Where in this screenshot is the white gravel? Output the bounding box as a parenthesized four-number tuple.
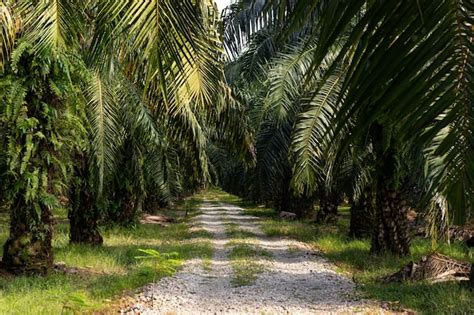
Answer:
(121, 202, 381, 314)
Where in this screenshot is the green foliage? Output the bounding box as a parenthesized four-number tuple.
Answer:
(135, 249, 180, 275)
(222, 0, 473, 234)
(0, 198, 212, 313)
(230, 193, 473, 314)
(0, 42, 87, 225)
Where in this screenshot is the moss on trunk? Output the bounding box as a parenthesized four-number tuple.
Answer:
(2, 200, 54, 275)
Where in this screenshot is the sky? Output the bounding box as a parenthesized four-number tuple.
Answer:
(215, 0, 232, 12)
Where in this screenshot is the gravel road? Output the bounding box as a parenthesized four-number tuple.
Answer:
(121, 201, 381, 314)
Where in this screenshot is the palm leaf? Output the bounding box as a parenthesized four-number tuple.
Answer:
(86, 72, 123, 196)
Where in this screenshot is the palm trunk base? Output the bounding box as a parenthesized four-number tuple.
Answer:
(349, 191, 374, 238)
(108, 193, 140, 227)
(69, 186, 103, 246)
(316, 191, 339, 223)
(371, 189, 410, 256)
(1, 204, 53, 275)
(69, 219, 103, 246)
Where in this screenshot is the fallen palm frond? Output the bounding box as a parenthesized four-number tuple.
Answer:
(380, 253, 471, 284)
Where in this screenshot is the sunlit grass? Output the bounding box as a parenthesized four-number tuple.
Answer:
(224, 222, 257, 240)
(0, 196, 213, 314)
(228, 243, 271, 287)
(209, 189, 474, 314)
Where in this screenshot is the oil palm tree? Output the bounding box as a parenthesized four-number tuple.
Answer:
(223, 0, 473, 255)
(0, 0, 252, 274)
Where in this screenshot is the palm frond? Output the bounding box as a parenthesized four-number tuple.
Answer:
(86, 72, 123, 196)
(291, 71, 343, 193)
(18, 0, 85, 54)
(0, 1, 17, 71)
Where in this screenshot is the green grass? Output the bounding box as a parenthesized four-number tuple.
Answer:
(224, 222, 257, 240)
(208, 189, 474, 314)
(228, 242, 271, 287)
(222, 218, 271, 287)
(0, 196, 212, 314)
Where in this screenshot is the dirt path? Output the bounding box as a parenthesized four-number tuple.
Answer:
(122, 202, 379, 314)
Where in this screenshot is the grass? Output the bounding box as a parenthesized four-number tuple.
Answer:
(224, 222, 257, 240)
(0, 196, 212, 314)
(228, 242, 271, 287)
(223, 218, 271, 287)
(209, 189, 474, 314)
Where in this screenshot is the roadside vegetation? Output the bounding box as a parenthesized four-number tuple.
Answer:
(208, 189, 473, 314)
(0, 0, 472, 314)
(0, 197, 212, 314)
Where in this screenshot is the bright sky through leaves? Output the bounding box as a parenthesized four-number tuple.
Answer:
(215, 0, 231, 12)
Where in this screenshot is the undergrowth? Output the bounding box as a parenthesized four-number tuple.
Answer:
(0, 196, 211, 314)
(209, 188, 474, 314)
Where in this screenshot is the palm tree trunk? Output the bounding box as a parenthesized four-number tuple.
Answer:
(349, 188, 374, 238)
(69, 186, 103, 246)
(119, 194, 138, 226)
(316, 189, 339, 223)
(2, 199, 54, 275)
(371, 187, 410, 255)
(108, 191, 139, 227)
(68, 157, 103, 245)
(370, 123, 410, 256)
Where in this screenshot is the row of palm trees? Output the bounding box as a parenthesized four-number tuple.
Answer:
(0, 0, 251, 275)
(219, 0, 473, 256)
(0, 0, 472, 276)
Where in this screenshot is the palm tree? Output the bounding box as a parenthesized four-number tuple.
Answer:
(0, 0, 252, 274)
(223, 0, 473, 255)
(0, 44, 87, 274)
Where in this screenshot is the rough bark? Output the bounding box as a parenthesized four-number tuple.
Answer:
(120, 193, 138, 226)
(1, 200, 54, 275)
(108, 192, 141, 227)
(371, 187, 410, 256)
(316, 189, 339, 223)
(370, 123, 410, 256)
(68, 157, 103, 246)
(349, 189, 375, 238)
(69, 187, 103, 246)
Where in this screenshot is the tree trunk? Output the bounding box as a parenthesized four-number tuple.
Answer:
(2, 200, 54, 275)
(277, 174, 292, 213)
(108, 192, 139, 227)
(349, 189, 375, 238)
(68, 156, 103, 246)
(316, 189, 339, 223)
(287, 194, 314, 218)
(370, 123, 410, 256)
(277, 174, 314, 218)
(371, 184, 410, 256)
(120, 194, 137, 226)
(69, 186, 103, 246)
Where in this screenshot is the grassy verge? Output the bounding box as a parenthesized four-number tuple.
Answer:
(0, 196, 212, 314)
(210, 188, 474, 314)
(223, 221, 270, 286)
(228, 242, 271, 287)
